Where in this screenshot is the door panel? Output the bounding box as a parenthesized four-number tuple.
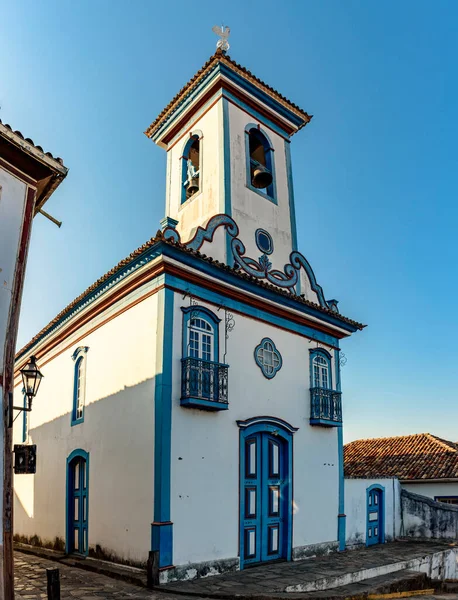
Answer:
(241, 432, 289, 566)
(367, 489, 381, 545)
(69, 457, 88, 555)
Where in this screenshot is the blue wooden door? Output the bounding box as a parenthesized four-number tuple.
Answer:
(68, 456, 88, 555)
(367, 488, 381, 545)
(241, 433, 288, 566)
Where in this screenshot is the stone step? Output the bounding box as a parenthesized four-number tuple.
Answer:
(298, 569, 432, 599)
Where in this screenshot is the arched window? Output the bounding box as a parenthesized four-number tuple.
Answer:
(71, 347, 89, 426)
(310, 349, 332, 389)
(181, 306, 220, 363)
(245, 125, 276, 202)
(181, 134, 201, 203)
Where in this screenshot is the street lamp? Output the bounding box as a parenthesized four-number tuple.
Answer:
(20, 355, 43, 410)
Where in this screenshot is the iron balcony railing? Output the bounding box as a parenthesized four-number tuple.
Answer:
(181, 357, 229, 405)
(310, 387, 342, 424)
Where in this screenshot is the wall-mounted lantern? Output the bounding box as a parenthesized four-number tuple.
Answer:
(7, 356, 43, 428)
(20, 355, 43, 410)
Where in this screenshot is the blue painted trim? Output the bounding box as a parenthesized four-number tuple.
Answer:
(366, 484, 385, 546)
(238, 417, 296, 569)
(152, 287, 174, 568)
(255, 229, 274, 255)
(160, 216, 179, 231)
(151, 62, 305, 143)
(17, 238, 359, 363)
(309, 348, 333, 389)
(71, 349, 88, 427)
(181, 305, 220, 362)
(254, 338, 282, 379)
(222, 98, 233, 266)
(245, 124, 277, 204)
(167, 272, 340, 347)
(285, 140, 298, 256)
(66, 449, 89, 556)
(237, 416, 299, 434)
(180, 397, 229, 411)
(334, 348, 346, 551)
(310, 418, 342, 428)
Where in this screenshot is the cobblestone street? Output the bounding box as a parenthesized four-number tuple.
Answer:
(14, 552, 180, 600)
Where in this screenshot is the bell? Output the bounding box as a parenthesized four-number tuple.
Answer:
(252, 164, 273, 190)
(187, 178, 199, 196)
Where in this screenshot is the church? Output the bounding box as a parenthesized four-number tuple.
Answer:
(13, 42, 364, 581)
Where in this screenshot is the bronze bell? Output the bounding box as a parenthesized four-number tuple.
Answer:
(187, 178, 199, 196)
(252, 164, 273, 190)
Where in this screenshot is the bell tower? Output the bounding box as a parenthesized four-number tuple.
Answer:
(145, 42, 311, 270)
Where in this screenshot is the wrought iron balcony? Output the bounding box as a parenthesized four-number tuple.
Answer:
(310, 387, 342, 427)
(181, 357, 229, 411)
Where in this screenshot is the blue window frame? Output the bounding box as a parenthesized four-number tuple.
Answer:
(180, 306, 228, 410)
(310, 348, 332, 389)
(181, 132, 202, 204)
(71, 347, 89, 426)
(245, 124, 277, 203)
(181, 306, 220, 362)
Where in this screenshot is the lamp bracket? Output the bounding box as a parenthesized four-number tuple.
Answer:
(6, 393, 31, 429)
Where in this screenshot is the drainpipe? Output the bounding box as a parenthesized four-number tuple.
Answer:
(335, 348, 346, 551)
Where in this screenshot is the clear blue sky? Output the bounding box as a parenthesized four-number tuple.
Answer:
(3, 1, 458, 443)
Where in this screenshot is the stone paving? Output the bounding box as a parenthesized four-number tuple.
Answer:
(162, 541, 453, 597)
(14, 552, 187, 600)
(14, 541, 458, 600)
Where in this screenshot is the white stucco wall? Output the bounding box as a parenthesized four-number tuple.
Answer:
(171, 293, 339, 566)
(166, 99, 224, 254)
(13, 285, 159, 564)
(0, 168, 28, 373)
(345, 477, 402, 548)
(402, 482, 458, 502)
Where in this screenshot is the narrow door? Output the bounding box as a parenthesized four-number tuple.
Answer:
(241, 432, 289, 566)
(367, 488, 381, 545)
(68, 456, 88, 555)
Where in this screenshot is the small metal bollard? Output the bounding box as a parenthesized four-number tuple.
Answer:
(147, 550, 159, 588)
(46, 568, 60, 600)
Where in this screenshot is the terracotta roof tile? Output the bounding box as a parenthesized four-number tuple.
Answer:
(16, 233, 364, 361)
(145, 50, 312, 139)
(0, 119, 65, 165)
(344, 433, 458, 480)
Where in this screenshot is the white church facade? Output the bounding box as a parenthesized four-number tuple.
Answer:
(13, 49, 364, 580)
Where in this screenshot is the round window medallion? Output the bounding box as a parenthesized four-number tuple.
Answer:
(255, 229, 274, 255)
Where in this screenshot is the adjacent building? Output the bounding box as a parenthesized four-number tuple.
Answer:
(13, 49, 364, 581)
(0, 120, 67, 597)
(345, 433, 458, 505)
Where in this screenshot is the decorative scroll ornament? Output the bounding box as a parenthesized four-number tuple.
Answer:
(212, 25, 230, 52)
(161, 213, 335, 311)
(339, 352, 347, 368)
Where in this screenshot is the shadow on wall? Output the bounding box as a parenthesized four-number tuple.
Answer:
(13, 377, 155, 567)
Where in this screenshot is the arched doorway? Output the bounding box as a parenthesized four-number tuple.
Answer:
(366, 484, 384, 546)
(66, 449, 89, 555)
(237, 417, 298, 568)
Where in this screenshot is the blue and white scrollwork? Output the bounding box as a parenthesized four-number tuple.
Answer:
(160, 213, 334, 311)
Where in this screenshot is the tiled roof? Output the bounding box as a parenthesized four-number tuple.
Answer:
(145, 50, 312, 139)
(344, 433, 458, 481)
(15, 232, 364, 361)
(0, 119, 65, 165)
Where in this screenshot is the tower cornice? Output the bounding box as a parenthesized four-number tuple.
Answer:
(145, 50, 312, 146)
